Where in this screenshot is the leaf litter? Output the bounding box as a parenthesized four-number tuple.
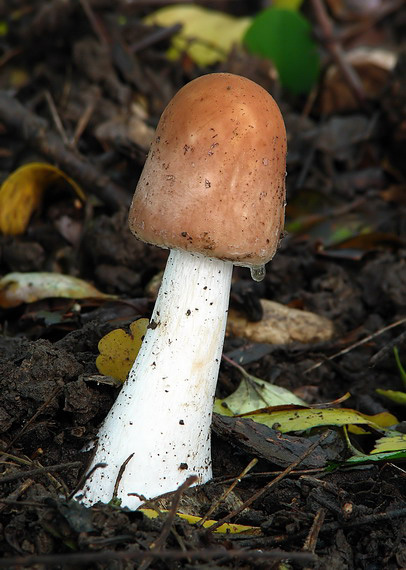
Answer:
(0, 0, 405, 568)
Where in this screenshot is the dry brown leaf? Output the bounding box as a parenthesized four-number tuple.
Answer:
(320, 47, 397, 114)
(227, 299, 334, 344)
(325, 0, 387, 21)
(95, 102, 154, 153)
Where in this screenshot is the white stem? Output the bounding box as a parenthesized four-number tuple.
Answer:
(77, 249, 233, 509)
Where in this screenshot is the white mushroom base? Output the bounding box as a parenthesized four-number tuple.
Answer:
(77, 249, 233, 509)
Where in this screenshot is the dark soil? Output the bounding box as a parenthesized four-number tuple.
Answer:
(0, 1, 405, 568)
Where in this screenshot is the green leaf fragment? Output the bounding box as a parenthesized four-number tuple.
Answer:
(372, 433, 406, 454)
(239, 407, 395, 434)
(243, 8, 320, 94)
(376, 389, 406, 406)
(337, 431, 406, 466)
(394, 347, 406, 388)
(214, 369, 306, 416)
(344, 450, 406, 465)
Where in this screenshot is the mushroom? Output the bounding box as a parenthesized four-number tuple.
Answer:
(77, 73, 287, 509)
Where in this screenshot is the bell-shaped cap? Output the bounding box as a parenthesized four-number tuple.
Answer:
(129, 73, 287, 267)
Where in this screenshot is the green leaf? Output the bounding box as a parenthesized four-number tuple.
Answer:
(239, 407, 396, 433)
(342, 430, 406, 466)
(343, 449, 406, 465)
(214, 370, 306, 416)
(243, 8, 320, 94)
(376, 388, 406, 406)
(372, 433, 406, 454)
(394, 347, 406, 389)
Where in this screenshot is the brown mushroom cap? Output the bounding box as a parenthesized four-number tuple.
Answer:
(129, 73, 287, 267)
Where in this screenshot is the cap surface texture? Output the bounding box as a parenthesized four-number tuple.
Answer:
(129, 73, 287, 267)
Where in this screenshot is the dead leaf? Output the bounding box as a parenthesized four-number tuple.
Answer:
(372, 433, 406, 454)
(214, 370, 306, 416)
(95, 102, 155, 153)
(326, 0, 388, 21)
(0, 272, 113, 308)
(227, 299, 334, 344)
(0, 162, 85, 235)
(380, 185, 406, 205)
(96, 319, 149, 382)
(213, 415, 343, 468)
(140, 508, 261, 535)
(314, 116, 373, 160)
(321, 47, 397, 114)
(144, 5, 251, 66)
(239, 406, 397, 433)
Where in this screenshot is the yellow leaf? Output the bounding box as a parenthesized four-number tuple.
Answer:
(273, 0, 304, 9)
(349, 411, 398, 434)
(96, 319, 149, 382)
(239, 406, 398, 433)
(144, 5, 251, 66)
(372, 433, 406, 454)
(140, 508, 261, 535)
(0, 162, 85, 235)
(0, 272, 113, 308)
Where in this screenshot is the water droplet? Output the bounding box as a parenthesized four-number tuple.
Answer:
(250, 265, 266, 282)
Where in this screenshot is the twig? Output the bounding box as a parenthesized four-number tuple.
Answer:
(222, 353, 247, 376)
(0, 92, 130, 210)
(0, 451, 37, 468)
(207, 431, 330, 533)
(322, 507, 406, 532)
(71, 95, 98, 147)
(70, 461, 107, 501)
(215, 466, 326, 483)
(0, 48, 23, 69)
(0, 478, 34, 513)
(139, 476, 199, 570)
(79, 0, 109, 46)
(304, 317, 406, 374)
(113, 453, 134, 500)
(338, 0, 404, 45)
(131, 23, 183, 53)
(6, 386, 63, 451)
(44, 90, 69, 146)
(149, 476, 198, 549)
(310, 0, 366, 107)
(198, 458, 258, 527)
(369, 329, 406, 366)
(0, 547, 316, 567)
(0, 461, 82, 484)
(302, 508, 326, 555)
